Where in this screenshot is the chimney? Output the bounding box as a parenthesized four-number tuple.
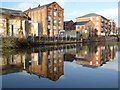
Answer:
(38, 4, 40, 7)
(29, 7, 31, 10)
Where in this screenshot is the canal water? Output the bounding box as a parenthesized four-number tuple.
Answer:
(0, 42, 119, 88)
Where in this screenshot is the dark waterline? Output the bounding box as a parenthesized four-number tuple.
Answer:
(0, 42, 119, 88)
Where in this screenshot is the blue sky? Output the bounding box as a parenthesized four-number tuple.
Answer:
(0, 0, 119, 26)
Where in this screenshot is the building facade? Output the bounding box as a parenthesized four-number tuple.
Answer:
(24, 2, 64, 37)
(0, 8, 28, 38)
(109, 19, 116, 35)
(76, 13, 114, 36)
(75, 20, 95, 39)
(64, 20, 75, 30)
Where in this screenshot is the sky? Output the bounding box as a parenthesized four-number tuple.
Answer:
(0, 0, 119, 27)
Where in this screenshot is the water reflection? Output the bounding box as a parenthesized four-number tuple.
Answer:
(75, 43, 116, 68)
(0, 43, 117, 81)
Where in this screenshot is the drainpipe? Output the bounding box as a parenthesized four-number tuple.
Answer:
(19, 15, 23, 38)
(6, 18, 9, 36)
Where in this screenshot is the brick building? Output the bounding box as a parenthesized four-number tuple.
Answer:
(109, 19, 116, 35)
(76, 13, 113, 36)
(64, 20, 75, 30)
(75, 20, 95, 39)
(24, 2, 64, 37)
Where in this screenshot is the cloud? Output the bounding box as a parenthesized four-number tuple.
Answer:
(96, 8, 118, 26)
(101, 61, 118, 72)
(14, 2, 38, 11)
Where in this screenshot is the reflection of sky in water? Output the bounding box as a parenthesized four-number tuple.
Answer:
(2, 60, 118, 88)
(101, 51, 119, 72)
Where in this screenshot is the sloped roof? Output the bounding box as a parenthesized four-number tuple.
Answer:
(78, 13, 100, 18)
(24, 2, 63, 12)
(75, 21, 89, 25)
(64, 20, 73, 25)
(0, 8, 26, 17)
(77, 13, 109, 21)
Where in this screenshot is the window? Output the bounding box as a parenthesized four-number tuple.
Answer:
(54, 7, 57, 12)
(48, 16, 51, 20)
(59, 20, 61, 23)
(90, 17, 93, 20)
(54, 12, 56, 16)
(96, 17, 99, 20)
(97, 32, 100, 35)
(96, 51, 99, 55)
(81, 26, 84, 29)
(96, 22, 99, 26)
(48, 21, 50, 25)
(96, 57, 98, 60)
(54, 20, 56, 23)
(97, 27, 99, 30)
(48, 10, 50, 16)
(96, 61, 98, 65)
(59, 26, 61, 29)
(90, 61, 92, 65)
(48, 25, 50, 29)
(53, 26, 56, 29)
(85, 30, 87, 33)
(77, 26, 80, 29)
(58, 12, 61, 17)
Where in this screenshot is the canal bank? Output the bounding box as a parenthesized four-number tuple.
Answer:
(0, 37, 82, 48)
(0, 36, 118, 48)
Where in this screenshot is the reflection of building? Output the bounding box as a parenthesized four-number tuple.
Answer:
(25, 50, 64, 81)
(1, 54, 25, 75)
(1, 48, 64, 81)
(0, 8, 28, 37)
(75, 44, 116, 68)
(25, 2, 64, 37)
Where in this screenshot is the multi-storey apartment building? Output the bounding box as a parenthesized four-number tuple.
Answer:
(24, 2, 64, 37)
(76, 13, 112, 36)
(109, 19, 116, 35)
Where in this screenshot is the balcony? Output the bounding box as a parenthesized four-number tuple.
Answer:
(101, 20, 105, 23)
(101, 25, 105, 28)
